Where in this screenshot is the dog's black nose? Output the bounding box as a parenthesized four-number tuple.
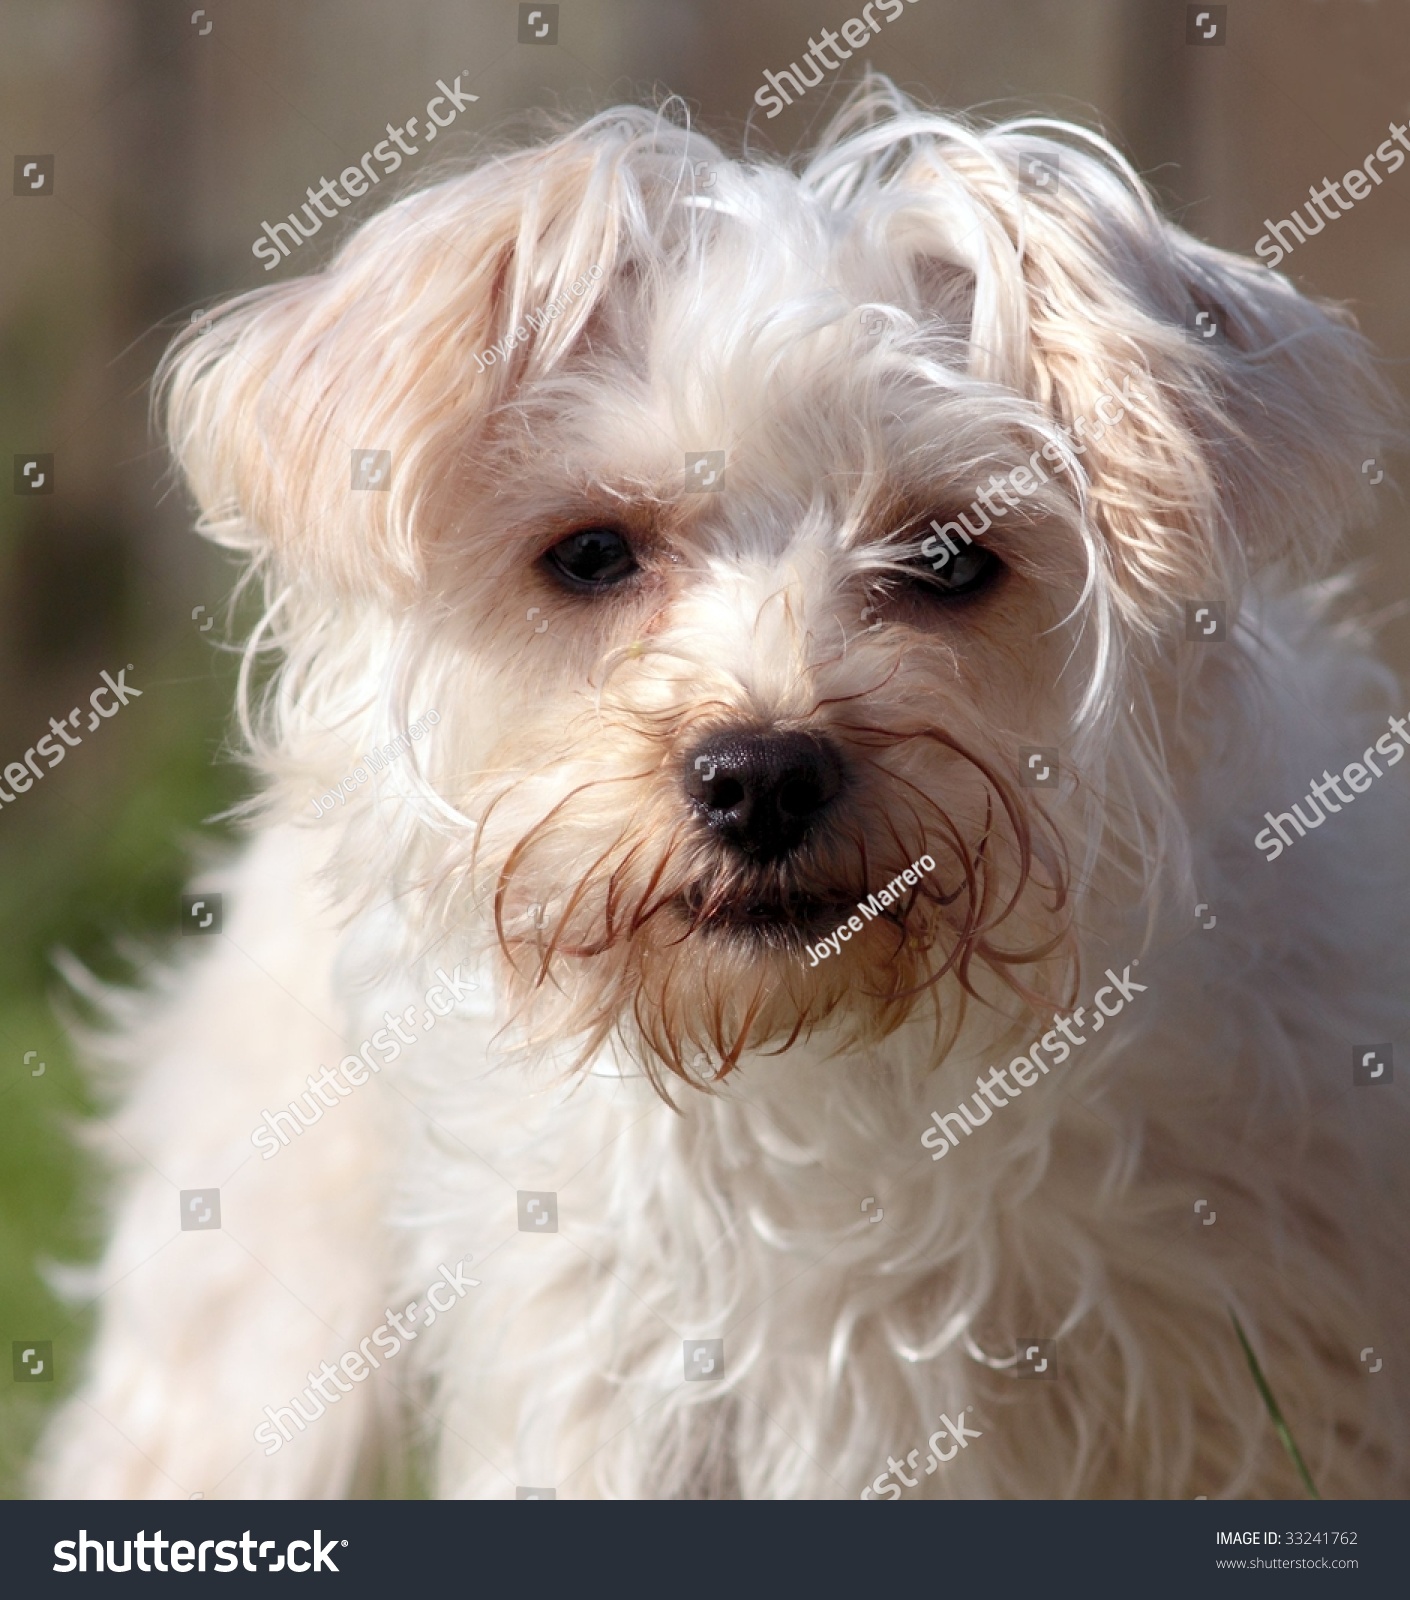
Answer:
(685, 730, 844, 861)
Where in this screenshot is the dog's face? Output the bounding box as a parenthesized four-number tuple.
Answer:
(443, 315, 1079, 1079)
(166, 87, 1388, 1085)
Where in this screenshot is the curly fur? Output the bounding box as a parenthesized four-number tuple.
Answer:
(36, 79, 1409, 1499)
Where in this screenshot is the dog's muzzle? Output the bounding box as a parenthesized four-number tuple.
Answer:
(684, 729, 844, 863)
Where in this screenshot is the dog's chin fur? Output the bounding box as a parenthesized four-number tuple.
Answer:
(36, 80, 1410, 1499)
(477, 704, 1073, 1088)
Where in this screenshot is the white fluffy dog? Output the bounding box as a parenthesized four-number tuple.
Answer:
(39, 81, 1410, 1499)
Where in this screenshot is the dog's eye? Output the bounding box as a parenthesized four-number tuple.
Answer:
(908, 539, 1002, 599)
(543, 527, 639, 590)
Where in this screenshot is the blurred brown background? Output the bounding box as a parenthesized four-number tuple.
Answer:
(0, 0, 1407, 1493)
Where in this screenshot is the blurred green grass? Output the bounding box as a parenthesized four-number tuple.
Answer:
(0, 639, 246, 1498)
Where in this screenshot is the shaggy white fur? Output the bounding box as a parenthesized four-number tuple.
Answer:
(37, 80, 1410, 1499)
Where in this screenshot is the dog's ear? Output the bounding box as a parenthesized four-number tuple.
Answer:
(160, 120, 644, 597)
(884, 122, 1398, 633)
(1001, 131, 1399, 627)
